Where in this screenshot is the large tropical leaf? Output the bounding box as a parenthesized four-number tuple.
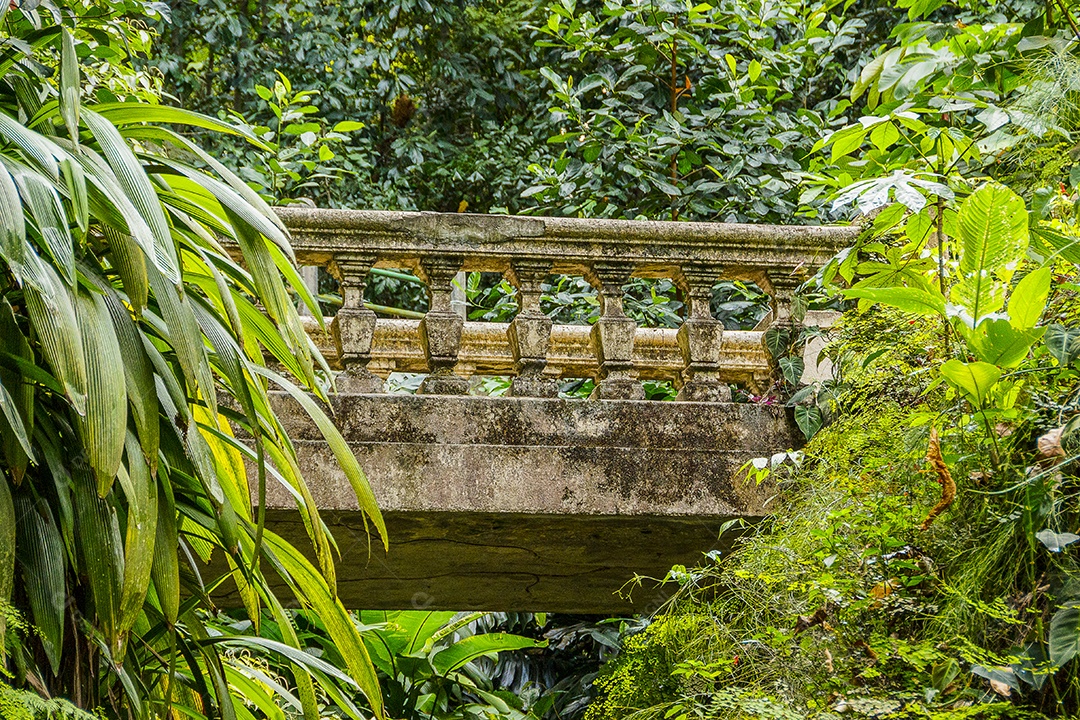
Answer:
(955, 182, 1028, 323)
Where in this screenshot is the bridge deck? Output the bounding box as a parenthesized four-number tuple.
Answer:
(260, 394, 795, 613)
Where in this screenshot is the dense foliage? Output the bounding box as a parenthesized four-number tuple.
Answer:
(8, 0, 1080, 718)
(0, 2, 392, 718)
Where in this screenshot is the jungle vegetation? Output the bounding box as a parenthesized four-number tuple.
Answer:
(3, 0, 1080, 719)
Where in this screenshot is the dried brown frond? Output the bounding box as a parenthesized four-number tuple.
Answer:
(921, 427, 956, 531)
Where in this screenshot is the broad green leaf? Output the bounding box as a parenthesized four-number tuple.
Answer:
(844, 286, 945, 316)
(829, 124, 867, 161)
(966, 319, 1044, 368)
(958, 182, 1028, 281)
(75, 288, 127, 494)
(748, 59, 762, 82)
(14, 494, 65, 673)
(870, 121, 899, 151)
(430, 633, 547, 675)
(1046, 324, 1080, 366)
(779, 356, 804, 385)
(763, 326, 790, 358)
(952, 183, 1028, 324)
(794, 404, 823, 440)
(1050, 602, 1080, 667)
(950, 274, 1006, 327)
(1008, 266, 1051, 330)
(939, 359, 1001, 407)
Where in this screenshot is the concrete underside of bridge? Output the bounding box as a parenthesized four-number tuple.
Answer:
(238, 394, 798, 613)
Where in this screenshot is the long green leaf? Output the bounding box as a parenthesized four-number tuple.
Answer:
(72, 465, 124, 657)
(431, 632, 547, 675)
(117, 432, 157, 657)
(23, 257, 86, 413)
(0, 160, 27, 278)
(102, 292, 158, 467)
(59, 28, 79, 145)
(151, 471, 180, 625)
(60, 155, 88, 235)
(104, 227, 149, 315)
(0, 111, 62, 182)
(7, 158, 75, 284)
(83, 109, 180, 284)
(14, 493, 66, 673)
(252, 366, 386, 548)
(95, 103, 271, 151)
(0, 299, 34, 478)
(146, 262, 218, 417)
(75, 287, 127, 494)
(262, 530, 384, 718)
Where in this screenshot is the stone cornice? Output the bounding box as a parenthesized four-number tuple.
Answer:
(275, 207, 857, 282)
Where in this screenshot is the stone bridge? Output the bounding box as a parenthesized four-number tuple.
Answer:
(258, 210, 855, 613)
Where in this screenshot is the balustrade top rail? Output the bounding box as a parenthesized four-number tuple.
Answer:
(271, 208, 856, 401)
(276, 208, 856, 278)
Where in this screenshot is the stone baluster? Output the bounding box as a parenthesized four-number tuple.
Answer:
(417, 255, 470, 395)
(329, 253, 383, 393)
(763, 267, 805, 386)
(507, 259, 556, 398)
(676, 265, 730, 402)
(766, 267, 804, 331)
(586, 262, 644, 400)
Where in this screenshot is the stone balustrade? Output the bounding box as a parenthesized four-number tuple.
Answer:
(276, 208, 857, 399)
(235, 208, 857, 612)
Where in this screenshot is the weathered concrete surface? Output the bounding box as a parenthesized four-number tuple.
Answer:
(275, 208, 856, 292)
(241, 394, 797, 612)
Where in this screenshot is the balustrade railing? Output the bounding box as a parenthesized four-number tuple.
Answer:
(274, 208, 857, 400)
